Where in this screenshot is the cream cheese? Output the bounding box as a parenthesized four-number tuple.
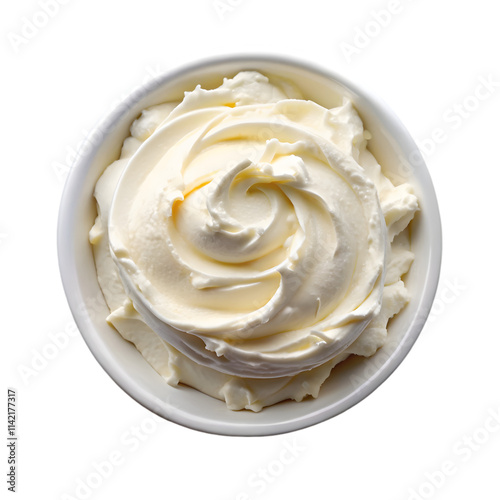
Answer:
(90, 71, 418, 411)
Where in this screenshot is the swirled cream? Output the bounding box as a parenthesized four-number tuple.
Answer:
(90, 71, 418, 411)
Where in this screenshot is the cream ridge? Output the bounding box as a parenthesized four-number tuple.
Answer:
(89, 71, 418, 411)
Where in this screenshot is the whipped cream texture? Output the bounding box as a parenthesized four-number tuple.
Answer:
(90, 71, 418, 411)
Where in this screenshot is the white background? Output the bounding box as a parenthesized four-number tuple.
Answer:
(2, 0, 500, 499)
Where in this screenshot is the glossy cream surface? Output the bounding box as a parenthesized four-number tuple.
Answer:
(90, 71, 418, 411)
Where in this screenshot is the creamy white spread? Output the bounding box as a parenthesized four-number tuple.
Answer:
(90, 71, 418, 411)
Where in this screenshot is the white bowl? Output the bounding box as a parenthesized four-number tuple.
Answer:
(58, 55, 442, 436)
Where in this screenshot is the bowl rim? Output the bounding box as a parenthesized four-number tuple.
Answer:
(57, 53, 442, 436)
